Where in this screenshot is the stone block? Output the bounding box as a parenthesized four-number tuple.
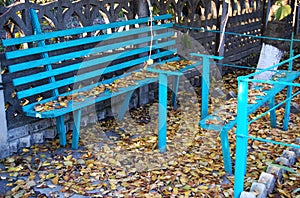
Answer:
(9, 139, 19, 153)
(194, 76, 200, 86)
(80, 116, 89, 127)
(105, 108, 114, 118)
(281, 150, 296, 165)
(189, 77, 195, 86)
(266, 165, 283, 181)
(28, 119, 53, 133)
(66, 121, 73, 132)
(250, 182, 267, 198)
(139, 86, 149, 106)
(8, 125, 28, 141)
(212, 87, 226, 98)
(97, 110, 106, 121)
(19, 135, 31, 148)
(290, 102, 300, 114)
(239, 191, 257, 198)
(88, 114, 98, 124)
(275, 157, 290, 166)
(0, 145, 10, 159)
(258, 172, 276, 194)
(32, 132, 44, 144)
(130, 91, 139, 109)
(44, 128, 58, 139)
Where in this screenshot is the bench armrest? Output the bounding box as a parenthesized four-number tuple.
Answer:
(146, 68, 183, 76)
(190, 53, 224, 60)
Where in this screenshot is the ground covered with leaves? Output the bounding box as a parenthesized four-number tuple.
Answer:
(0, 69, 299, 198)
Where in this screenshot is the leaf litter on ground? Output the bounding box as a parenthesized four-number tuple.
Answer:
(0, 65, 299, 197)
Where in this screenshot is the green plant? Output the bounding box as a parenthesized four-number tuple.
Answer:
(0, 0, 14, 6)
(274, 0, 292, 20)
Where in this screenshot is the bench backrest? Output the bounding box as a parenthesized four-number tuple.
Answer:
(2, 10, 177, 110)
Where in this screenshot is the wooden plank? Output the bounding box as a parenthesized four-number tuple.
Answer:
(17, 49, 176, 99)
(6, 23, 173, 59)
(2, 14, 172, 47)
(13, 39, 176, 86)
(9, 30, 174, 73)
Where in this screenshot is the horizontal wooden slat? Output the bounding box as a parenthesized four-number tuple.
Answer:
(6, 23, 173, 59)
(2, 14, 172, 47)
(9, 30, 174, 73)
(13, 39, 176, 86)
(17, 49, 176, 99)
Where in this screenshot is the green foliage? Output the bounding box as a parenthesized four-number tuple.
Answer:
(152, 4, 160, 15)
(274, 0, 292, 20)
(181, 34, 192, 49)
(0, 0, 14, 6)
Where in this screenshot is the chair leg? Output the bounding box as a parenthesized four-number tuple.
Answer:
(171, 75, 180, 107)
(158, 73, 168, 153)
(56, 116, 66, 146)
(269, 97, 277, 128)
(220, 128, 233, 174)
(283, 86, 292, 131)
(117, 90, 135, 121)
(72, 109, 82, 149)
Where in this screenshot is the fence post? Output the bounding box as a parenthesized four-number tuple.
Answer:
(0, 62, 9, 158)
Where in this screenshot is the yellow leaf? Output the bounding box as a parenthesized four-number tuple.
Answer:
(51, 176, 59, 185)
(184, 190, 191, 197)
(64, 161, 73, 166)
(7, 166, 23, 172)
(173, 187, 178, 195)
(180, 175, 188, 184)
(14, 180, 26, 185)
(110, 182, 117, 190)
(46, 173, 55, 179)
(198, 185, 208, 190)
(42, 162, 51, 167)
(11, 185, 20, 193)
(63, 155, 73, 161)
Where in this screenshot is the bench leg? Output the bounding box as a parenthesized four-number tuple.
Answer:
(158, 73, 168, 153)
(220, 128, 232, 174)
(117, 90, 135, 121)
(56, 116, 67, 146)
(283, 86, 292, 131)
(269, 97, 277, 128)
(234, 80, 249, 198)
(171, 75, 180, 107)
(72, 109, 82, 149)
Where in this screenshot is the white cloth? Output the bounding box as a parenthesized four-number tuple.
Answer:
(253, 43, 284, 81)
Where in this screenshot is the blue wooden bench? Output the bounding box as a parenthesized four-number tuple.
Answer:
(199, 55, 300, 174)
(233, 54, 300, 197)
(2, 9, 203, 150)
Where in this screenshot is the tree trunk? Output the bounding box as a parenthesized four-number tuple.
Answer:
(253, 43, 283, 85)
